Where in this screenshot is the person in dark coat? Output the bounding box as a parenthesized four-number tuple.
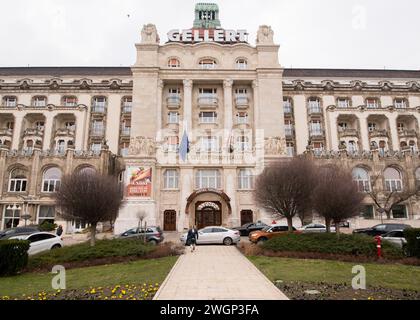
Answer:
(56, 225, 63, 236)
(186, 225, 199, 252)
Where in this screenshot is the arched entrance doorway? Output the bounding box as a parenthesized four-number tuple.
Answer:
(195, 202, 222, 229)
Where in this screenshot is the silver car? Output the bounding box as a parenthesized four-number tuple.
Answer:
(381, 230, 407, 248)
(180, 226, 241, 246)
(299, 223, 336, 233)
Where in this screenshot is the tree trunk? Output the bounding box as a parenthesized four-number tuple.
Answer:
(286, 217, 294, 232)
(386, 210, 392, 220)
(335, 222, 341, 237)
(325, 218, 332, 233)
(90, 223, 97, 247)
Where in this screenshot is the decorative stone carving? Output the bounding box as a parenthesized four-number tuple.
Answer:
(128, 137, 156, 156)
(264, 137, 286, 155)
(256, 25, 274, 44)
(141, 24, 160, 44)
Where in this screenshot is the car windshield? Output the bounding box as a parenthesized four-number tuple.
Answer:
(262, 226, 271, 232)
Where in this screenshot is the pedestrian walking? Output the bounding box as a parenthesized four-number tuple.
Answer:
(186, 225, 199, 252)
(56, 225, 63, 236)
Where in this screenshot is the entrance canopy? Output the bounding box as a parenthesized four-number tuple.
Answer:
(185, 188, 232, 215)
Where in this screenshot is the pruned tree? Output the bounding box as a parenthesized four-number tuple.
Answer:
(367, 174, 419, 221)
(254, 158, 318, 231)
(312, 165, 364, 234)
(54, 172, 122, 246)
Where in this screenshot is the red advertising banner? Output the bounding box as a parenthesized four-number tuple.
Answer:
(127, 166, 152, 197)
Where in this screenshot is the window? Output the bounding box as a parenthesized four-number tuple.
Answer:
(199, 112, 217, 124)
(168, 112, 180, 124)
(308, 98, 321, 113)
(79, 166, 96, 175)
(286, 142, 295, 157)
(56, 140, 66, 153)
(38, 206, 55, 225)
(236, 112, 248, 124)
(397, 122, 405, 132)
(352, 167, 371, 192)
(368, 122, 377, 132)
(199, 136, 219, 152)
(392, 205, 407, 219)
(8, 168, 28, 192)
(310, 121, 323, 136)
(164, 169, 179, 189)
(166, 136, 179, 152)
(4, 205, 21, 229)
(236, 58, 248, 69)
(384, 167, 403, 192)
(198, 88, 218, 105)
(366, 98, 379, 109)
(92, 120, 104, 136)
(92, 97, 106, 112)
(42, 167, 62, 193)
(120, 142, 130, 156)
(121, 120, 131, 136)
(347, 141, 358, 153)
(283, 98, 293, 113)
(91, 143, 102, 153)
(199, 58, 217, 69)
(361, 205, 374, 219)
(338, 122, 348, 132)
(285, 120, 294, 136)
(63, 96, 77, 107)
(168, 58, 180, 68)
(33, 96, 47, 107)
(3, 96, 17, 107)
(394, 98, 407, 109)
(313, 142, 324, 154)
(238, 169, 254, 189)
(122, 97, 132, 113)
(337, 98, 350, 108)
(236, 136, 250, 152)
(195, 170, 221, 189)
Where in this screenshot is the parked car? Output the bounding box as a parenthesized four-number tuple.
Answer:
(0, 226, 40, 240)
(249, 225, 301, 244)
(353, 223, 411, 237)
(180, 226, 240, 246)
(299, 223, 336, 233)
(380, 230, 407, 248)
(118, 226, 164, 245)
(9, 232, 63, 255)
(232, 221, 269, 236)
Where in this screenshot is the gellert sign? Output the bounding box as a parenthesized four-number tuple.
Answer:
(168, 29, 248, 43)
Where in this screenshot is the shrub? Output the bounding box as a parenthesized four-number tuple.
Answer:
(28, 238, 155, 270)
(38, 221, 57, 232)
(404, 228, 420, 258)
(261, 233, 403, 259)
(0, 240, 30, 276)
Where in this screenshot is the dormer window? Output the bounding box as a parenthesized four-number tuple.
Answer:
(199, 58, 217, 69)
(168, 58, 180, 68)
(236, 58, 248, 70)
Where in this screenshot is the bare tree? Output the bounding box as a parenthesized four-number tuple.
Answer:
(55, 172, 122, 246)
(367, 175, 418, 221)
(312, 165, 364, 234)
(254, 158, 317, 231)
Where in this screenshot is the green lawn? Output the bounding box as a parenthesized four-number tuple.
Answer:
(249, 256, 420, 291)
(0, 256, 178, 297)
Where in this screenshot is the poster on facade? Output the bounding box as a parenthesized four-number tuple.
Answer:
(126, 166, 152, 197)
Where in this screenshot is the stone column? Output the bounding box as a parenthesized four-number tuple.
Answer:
(156, 80, 164, 142)
(223, 79, 234, 151)
(74, 109, 87, 150)
(358, 115, 370, 151)
(29, 148, 41, 196)
(387, 114, 400, 151)
(327, 112, 339, 151)
(252, 80, 259, 131)
(179, 168, 193, 231)
(12, 113, 24, 150)
(183, 80, 193, 138)
(42, 113, 55, 150)
(0, 148, 8, 195)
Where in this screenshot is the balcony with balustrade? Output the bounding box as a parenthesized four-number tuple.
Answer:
(338, 128, 359, 138)
(167, 96, 182, 110)
(198, 95, 218, 109)
(235, 96, 249, 109)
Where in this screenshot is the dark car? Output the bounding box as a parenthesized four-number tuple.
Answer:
(233, 221, 269, 236)
(353, 223, 411, 237)
(118, 226, 164, 245)
(0, 226, 40, 240)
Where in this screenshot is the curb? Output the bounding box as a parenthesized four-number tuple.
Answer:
(153, 251, 185, 300)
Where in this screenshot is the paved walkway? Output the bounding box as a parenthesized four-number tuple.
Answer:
(154, 246, 288, 300)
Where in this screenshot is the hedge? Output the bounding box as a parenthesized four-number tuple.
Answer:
(0, 240, 30, 276)
(261, 233, 403, 259)
(28, 238, 155, 269)
(404, 228, 420, 258)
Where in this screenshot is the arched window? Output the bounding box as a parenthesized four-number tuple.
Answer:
(8, 168, 28, 192)
(42, 167, 62, 193)
(168, 58, 180, 68)
(78, 166, 96, 176)
(352, 167, 371, 192)
(384, 167, 403, 192)
(164, 169, 179, 189)
(236, 58, 248, 70)
(199, 58, 217, 69)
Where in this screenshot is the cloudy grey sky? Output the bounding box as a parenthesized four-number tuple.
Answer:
(0, 0, 419, 70)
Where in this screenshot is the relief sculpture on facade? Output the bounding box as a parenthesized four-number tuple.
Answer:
(128, 137, 156, 156)
(264, 137, 287, 155)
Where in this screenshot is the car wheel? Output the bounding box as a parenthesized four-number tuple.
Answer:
(148, 239, 158, 246)
(51, 244, 61, 250)
(223, 237, 233, 246)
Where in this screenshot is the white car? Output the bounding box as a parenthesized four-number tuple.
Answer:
(10, 232, 63, 255)
(381, 230, 407, 248)
(299, 223, 336, 233)
(180, 226, 241, 246)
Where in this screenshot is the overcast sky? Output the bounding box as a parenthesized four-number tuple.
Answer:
(0, 0, 419, 70)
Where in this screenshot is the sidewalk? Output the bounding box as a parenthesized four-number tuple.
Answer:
(154, 246, 288, 300)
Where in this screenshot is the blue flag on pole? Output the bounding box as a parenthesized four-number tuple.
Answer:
(179, 129, 189, 161)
